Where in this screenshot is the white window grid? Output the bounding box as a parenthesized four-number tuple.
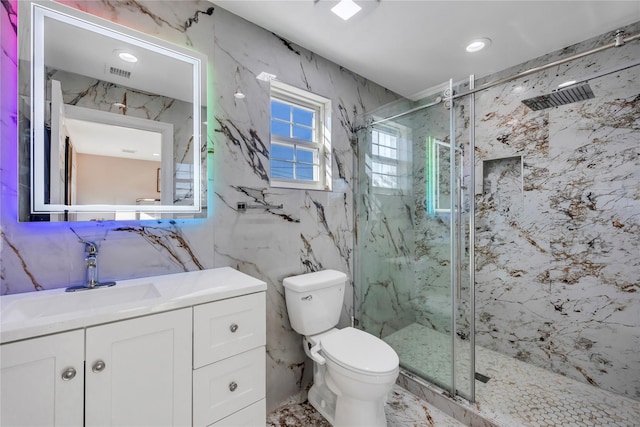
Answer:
(371, 127, 400, 189)
(269, 81, 331, 191)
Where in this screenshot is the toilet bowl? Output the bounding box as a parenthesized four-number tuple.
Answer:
(283, 270, 400, 427)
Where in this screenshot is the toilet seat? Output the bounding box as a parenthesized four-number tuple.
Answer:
(320, 327, 399, 375)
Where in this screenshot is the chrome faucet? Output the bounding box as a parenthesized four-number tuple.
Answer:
(85, 241, 100, 288)
(66, 240, 116, 292)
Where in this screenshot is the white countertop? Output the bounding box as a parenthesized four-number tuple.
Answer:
(0, 267, 266, 344)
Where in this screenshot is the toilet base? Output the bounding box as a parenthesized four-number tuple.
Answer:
(308, 383, 337, 425)
(308, 382, 388, 427)
(307, 364, 388, 427)
(334, 395, 387, 427)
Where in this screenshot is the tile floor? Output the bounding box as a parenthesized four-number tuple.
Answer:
(266, 384, 465, 427)
(385, 323, 640, 427)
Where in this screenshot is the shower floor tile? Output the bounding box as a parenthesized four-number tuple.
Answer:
(266, 384, 465, 427)
(385, 323, 640, 427)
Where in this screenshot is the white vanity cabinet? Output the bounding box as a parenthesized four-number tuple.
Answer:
(85, 308, 192, 426)
(193, 292, 266, 426)
(0, 309, 192, 427)
(0, 330, 85, 427)
(0, 268, 268, 427)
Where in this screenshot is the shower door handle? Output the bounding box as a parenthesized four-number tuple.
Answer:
(456, 176, 463, 300)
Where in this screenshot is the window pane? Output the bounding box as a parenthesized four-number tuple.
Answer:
(293, 125, 313, 142)
(296, 147, 316, 164)
(271, 100, 290, 121)
(271, 121, 290, 138)
(293, 108, 314, 127)
(380, 146, 391, 158)
(271, 160, 294, 179)
(296, 164, 314, 181)
(272, 143, 294, 161)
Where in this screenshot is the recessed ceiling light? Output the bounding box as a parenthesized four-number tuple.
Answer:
(558, 80, 577, 88)
(331, 0, 361, 21)
(466, 38, 491, 53)
(234, 90, 246, 99)
(152, 153, 160, 157)
(118, 51, 138, 63)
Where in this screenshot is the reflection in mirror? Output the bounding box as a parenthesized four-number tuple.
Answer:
(18, 1, 207, 221)
(426, 137, 452, 214)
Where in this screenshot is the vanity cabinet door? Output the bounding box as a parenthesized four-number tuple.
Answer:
(85, 308, 192, 427)
(0, 330, 84, 427)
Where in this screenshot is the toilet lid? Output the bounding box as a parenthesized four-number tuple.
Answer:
(321, 327, 399, 374)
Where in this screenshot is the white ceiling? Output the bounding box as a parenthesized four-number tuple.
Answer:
(210, 0, 640, 99)
(65, 118, 162, 162)
(44, 16, 193, 103)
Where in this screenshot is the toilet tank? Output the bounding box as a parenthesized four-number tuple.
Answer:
(282, 270, 347, 336)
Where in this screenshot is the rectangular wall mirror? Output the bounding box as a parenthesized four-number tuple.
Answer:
(18, 1, 207, 221)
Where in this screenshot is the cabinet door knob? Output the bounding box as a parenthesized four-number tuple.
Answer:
(92, 360, 106, 373)
(61, 367, 76, 381)
(229, 323, 239, 333)
(228, 381, 238, 392)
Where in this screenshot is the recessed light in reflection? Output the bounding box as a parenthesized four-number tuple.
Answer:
(118, 52, 138, 63)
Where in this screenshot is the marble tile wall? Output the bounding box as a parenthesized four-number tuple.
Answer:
(0, 0, 399, 412)
(473, 22, 640, 399)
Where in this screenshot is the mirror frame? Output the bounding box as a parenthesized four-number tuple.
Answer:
(26, 1, 205, 217)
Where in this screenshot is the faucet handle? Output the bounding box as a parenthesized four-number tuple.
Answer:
(83, 240, 99, 255)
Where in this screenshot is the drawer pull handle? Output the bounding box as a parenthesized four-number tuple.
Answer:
(229, 323, 239, 333)
(61, 367, 76, 381)
(229, 381, 238, 392)
(92, 360, 106, 373)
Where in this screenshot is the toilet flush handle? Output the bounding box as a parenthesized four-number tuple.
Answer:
(307, 342, 326, 365)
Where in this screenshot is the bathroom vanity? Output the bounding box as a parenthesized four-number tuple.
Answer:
(0, 267, 267, 427)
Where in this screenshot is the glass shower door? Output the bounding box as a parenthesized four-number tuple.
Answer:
(356, 78, 475, 402)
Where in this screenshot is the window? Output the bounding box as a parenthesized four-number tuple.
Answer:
(270, 81, 331, 190)
(368, 124, 410, 193)
(371, 127, 399, 189)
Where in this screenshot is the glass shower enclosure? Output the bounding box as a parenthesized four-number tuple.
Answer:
(355, 80, 475, 401)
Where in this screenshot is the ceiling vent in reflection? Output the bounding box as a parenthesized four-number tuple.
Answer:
(109, 66, 132, 79)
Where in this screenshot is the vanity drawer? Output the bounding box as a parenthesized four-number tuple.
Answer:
(193, 292, 265, 368)
(193, 347, 265, 426)
(209, 398, 265, 427)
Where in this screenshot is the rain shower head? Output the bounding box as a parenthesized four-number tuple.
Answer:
(521, 83, 595, 111)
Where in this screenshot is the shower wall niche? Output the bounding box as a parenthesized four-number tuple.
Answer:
(481, 156, 523, 216)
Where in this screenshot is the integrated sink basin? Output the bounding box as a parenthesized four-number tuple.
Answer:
(0, 267, 268, 344)
(1, 282, 161, 324)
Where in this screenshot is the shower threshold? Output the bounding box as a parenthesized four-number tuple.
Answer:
(385, 323, 640, 427)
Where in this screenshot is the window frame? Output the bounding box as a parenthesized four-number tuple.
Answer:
(269, 81, 332, 191)
(368, 123, 411, 194)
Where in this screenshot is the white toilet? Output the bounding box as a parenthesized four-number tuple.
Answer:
(283, 270, 399, 427)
